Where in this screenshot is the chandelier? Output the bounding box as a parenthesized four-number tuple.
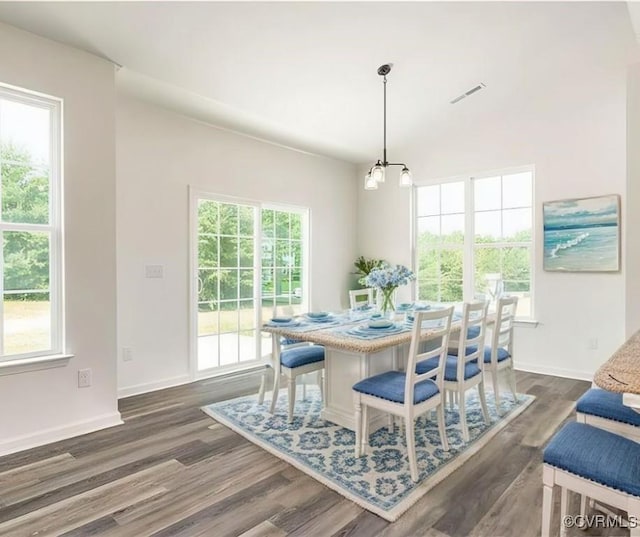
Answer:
(364, 64, 412, 190)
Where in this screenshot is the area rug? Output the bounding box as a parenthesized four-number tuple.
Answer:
(202, 388, 534, 521)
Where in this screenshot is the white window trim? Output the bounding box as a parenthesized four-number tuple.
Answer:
(188, 187, 310, 380)
(0, 83, 65, 364)
(413, 165, 536, 320)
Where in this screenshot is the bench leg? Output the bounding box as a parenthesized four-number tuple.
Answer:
(559, 487, 568, 537)
(542, 466, 557, 537)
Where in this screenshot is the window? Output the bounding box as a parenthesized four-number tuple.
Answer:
(415, 168, 534, 318)
(0, 85, 62, 360)
(193, 193, 308, 372)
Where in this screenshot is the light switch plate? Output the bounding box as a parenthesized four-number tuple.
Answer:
(145, 265, 164, 279)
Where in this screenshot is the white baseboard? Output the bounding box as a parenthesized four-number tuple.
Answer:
(515, 361, 594, 382)
(0, 411, 123, 457)
(118, 374, 191, 399)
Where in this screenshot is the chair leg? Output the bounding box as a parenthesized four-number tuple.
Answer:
(478, 380, 490, 425)
(388, 413, 394, 433)
(361, 404, 369, 455)
(459, 388, 469, 442)
(559, 487, 568, 537)
(491, 368, 500, 412)
(448, 390, 454, 409)
(317, 370, 324, 402)
(269, 367, 281, 414)
(258, 368, 267, 405)
(437, 402, 449, 451)
(405, 417, 418, 482)
(302, 380, 307, 401)
(507, 364, 518, 402)
(287, 375, 296, 423)
(354, 398, 362, 457)
(541, 483, 556, 537)
(579, 494, 588, 517)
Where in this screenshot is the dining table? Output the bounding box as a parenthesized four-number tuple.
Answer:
(262, 306, 471, 432)
(593, 329, 640, 411)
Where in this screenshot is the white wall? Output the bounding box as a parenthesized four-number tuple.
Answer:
(116, 95, 357, 396)
(358, 53, 628, 380)
(627, 62, 640, 338)
(0, 23, 119, 455)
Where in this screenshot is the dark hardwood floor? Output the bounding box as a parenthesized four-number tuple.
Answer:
(0, 371, 626, 537)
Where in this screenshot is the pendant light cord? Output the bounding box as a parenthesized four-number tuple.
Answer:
(383, 75, 387, 166)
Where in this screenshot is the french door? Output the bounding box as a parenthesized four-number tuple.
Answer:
(190, 189, 308, 375)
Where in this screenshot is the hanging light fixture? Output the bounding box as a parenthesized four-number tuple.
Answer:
(364, 63, 413, 190)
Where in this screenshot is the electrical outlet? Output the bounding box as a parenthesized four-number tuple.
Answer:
(78, 368, 92, 388)
(122, 347, 133, 362)
(145, 264, 164, 279)
(588, 338, 599, 350)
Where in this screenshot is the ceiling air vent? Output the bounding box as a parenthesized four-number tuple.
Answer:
(450, 83, 486, 104)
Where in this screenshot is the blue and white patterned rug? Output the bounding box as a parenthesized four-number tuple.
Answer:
(202, 388, 534, 521)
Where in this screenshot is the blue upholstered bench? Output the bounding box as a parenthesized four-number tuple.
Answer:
(542, 422, 640, 537)
(576, 388, 640, 442)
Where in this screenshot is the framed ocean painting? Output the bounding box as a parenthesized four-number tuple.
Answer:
(543, 194, 620, 272)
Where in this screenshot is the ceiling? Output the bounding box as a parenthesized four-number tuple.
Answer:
(0, 2, 636, 164)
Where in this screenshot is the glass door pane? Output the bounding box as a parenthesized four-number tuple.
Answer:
(196, 198, 258, 371)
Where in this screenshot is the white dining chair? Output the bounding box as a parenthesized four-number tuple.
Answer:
(257, 307, 325, 423)
(352, 306, 454, 482)
(418, 301, 490, 442)
(483, 296, 518, 413)
(349, 288, 375, 310)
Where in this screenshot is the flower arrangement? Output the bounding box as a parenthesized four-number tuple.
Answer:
(353, 255, 387, 286)
(363, 264, 415, 315)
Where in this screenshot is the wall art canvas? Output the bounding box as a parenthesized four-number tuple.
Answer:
(543, 194, 620, 272)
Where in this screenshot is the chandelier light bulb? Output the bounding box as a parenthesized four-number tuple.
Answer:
(399, 167, 413, 187)
(371, 163, 385, 183)
(364, 171, 378, 190)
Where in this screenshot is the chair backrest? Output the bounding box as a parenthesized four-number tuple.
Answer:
(404, 306, 454, 405)
(349, 288, 375, 309)
(456, 301, 489, 376)
(489, 296, 518, 364)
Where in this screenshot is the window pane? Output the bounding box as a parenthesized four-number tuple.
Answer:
(198, 200, 218, 234)
(220, 269, 238, 300)
(261, 239, 274, 267)
(441, 182, 464, 214)
(417, 216, 440, 244)
(474, 177, 501, 211)
(220, 237, 238, 267)
(238, 238, 253, 267)
(1, 163, 49, 224)
(197, 305, 219, 337)
(474, 247, 502, 294)
(440, 249, 463, 281)
(219, 203, 238, 235)
(503, 208, 532, 241)
(503, 247, 531, 281)
(219, 303, 239, 333)
(4, 292, 51, 355)
(275, 240, 290, 267)
(262, 209, 275, 238)
(275, 211, 290, 238)
(503, 172, 532, 209)
(418, 280, 439, 301)
(239, 301, 255, 330)
(1, 99, 50, 166)
(238, 206, 254, 236)
(4, 231, 50, 292)
(239, 330, 256, 362)
(261, 268, 274, 298)
(441, 280, 463, 302)
(441, 214, 464, 244)
(239, 269, 254, 299)
(291, 241, 302, 266)
(219, 333, 239, 367)
(418, 249, 439, 280)
(290, 213, 302, 240)
(198, 269, 218, 302)
(475, 211, 501, 242)
(417, 185, 440, 216)
(198, 236, 218, 268)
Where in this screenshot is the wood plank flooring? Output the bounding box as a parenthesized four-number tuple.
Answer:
(0, 371, 627, 536)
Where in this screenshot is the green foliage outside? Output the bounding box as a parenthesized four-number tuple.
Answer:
(1, 142, 50, 300)
(417, 229, 531, 302)
(197, 202, 303, 315)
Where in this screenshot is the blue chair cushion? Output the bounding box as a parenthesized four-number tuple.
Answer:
(353, 371, 439, 404)
(449, 345, 510, 363)
(281, 337, 303, 346)
(416, 356, 482, 381)
(280, 345, 325, 369)
(543, 422, 640, 497)
(466, 325, 481, 339)
(576, 388, 640, 427)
